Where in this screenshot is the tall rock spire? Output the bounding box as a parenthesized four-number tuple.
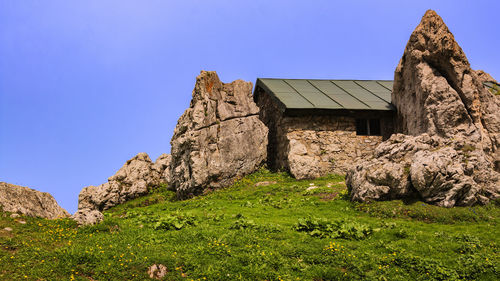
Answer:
(393, 10, 500, 154)
(347, 10, 500, 207)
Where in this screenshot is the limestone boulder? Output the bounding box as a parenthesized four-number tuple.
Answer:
(0, 182, 69, 219)
(410, 148, 482, 207)
(347, 134, 433, 202)
(75, 152, 171, 224)
(170, 71, 268, 198)
(347, 10, 500, 206)
(147, 264, 168, 280)
(349, 134, 499, 206)
(72, 208, 104, 225)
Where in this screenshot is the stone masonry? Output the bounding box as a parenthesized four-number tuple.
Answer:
(256, 89, 392, 179)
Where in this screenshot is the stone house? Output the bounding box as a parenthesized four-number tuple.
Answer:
(253, 78, 395, 179)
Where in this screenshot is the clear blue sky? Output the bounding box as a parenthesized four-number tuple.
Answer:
(1, 0, 499, 214)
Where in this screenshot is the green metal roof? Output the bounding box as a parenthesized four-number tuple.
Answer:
(255, 79, 499, 112)
(484, 81, 500, 95)
(255, 78, 395, 111)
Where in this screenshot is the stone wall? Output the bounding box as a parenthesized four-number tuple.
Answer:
(255, 88, 285, 171)
(255, 88, 393, 179)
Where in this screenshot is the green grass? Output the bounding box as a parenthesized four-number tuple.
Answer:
(0, 169, 498, 280)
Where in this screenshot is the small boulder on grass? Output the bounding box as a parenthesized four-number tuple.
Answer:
(72, 208, 104, 225)
(254, 181, 277, 186)
(306, 185, 319, 191)
(147, 264, 168, 280)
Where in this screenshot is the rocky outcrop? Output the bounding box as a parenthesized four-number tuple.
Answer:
(74, 153, 170, 224)
(0, 182, 69, 219)
(170, 71, 268, 198)
(347, 10, 500, 207)
(475, 70, 498, 85)
(153, 153, 172, 183)
(392, 10, 500, 149)
(348, 134, 499, 206)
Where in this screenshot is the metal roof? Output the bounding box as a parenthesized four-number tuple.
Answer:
(484, 81, 500, 95)
(255, 78, 395, 111)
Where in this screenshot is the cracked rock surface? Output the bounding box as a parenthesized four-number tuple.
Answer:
(0, 182, 69, 219)
(74, 153, 170, 224)
(347, 10, 500, 207)
(170, 71, 268, 198)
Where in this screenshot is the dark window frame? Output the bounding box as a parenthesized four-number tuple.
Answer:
(356, 118, 381, 136)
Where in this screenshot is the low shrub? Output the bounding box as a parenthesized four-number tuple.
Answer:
(229, 218, 256, 230)
(153, 213, 198, 230)
(230, 217, 282, 233)
(294, 217, 374, 239)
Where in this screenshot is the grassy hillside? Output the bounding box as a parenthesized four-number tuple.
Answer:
(1, 169, 498, 280)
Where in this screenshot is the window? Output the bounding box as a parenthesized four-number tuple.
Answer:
(356, 118, 381, 136)
(369, 119, 381, 135)
(356, 119, 368, 135)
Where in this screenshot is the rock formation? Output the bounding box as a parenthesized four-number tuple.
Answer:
(0, 182, 69, 219)
(72, 209, 104, 226)
(147, 264, 168, 280)
(347, 10, 500, 207)
(153, 153, 172, 183)
(170, 71, 268, 198)
(74, 153, 170, 224)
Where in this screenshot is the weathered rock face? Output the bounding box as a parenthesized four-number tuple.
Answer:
(170, 71, 268, 198)
(347, 134, 499, 207)
(153, 153, 172, 183)
(0, 182, 69, 219)
(475, 70, 498, 85)
(72, 209, 104, 226)
(75, 153, 170, 224)
(77, 153, 162, 211)
(347, 10, 500, 207)
(393, 10, 500, 149)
